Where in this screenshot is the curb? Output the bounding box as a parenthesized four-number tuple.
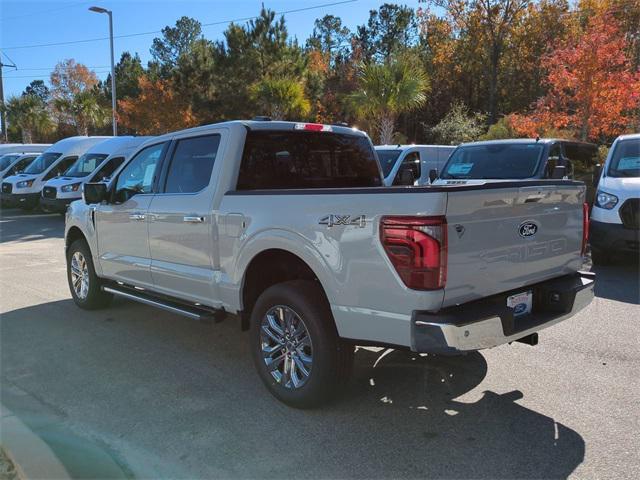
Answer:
(0, 404, 70, 480)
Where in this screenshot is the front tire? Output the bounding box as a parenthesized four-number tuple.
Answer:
(250, 280, 354, 408)
(66, 239, 112, 309)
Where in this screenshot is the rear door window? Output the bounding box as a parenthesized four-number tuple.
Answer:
(237, 131, 382, 190)
(163, 135, 220, 194)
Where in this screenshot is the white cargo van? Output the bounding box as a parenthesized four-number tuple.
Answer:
(590, 133, 640, 263)
(0, 152, 42, 182)
(41, 136, 153, 212)
(1, 137, 109, 210)
(375, 145, 456, 186)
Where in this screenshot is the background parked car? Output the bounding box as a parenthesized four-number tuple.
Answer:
(0, 153, 42, 207)
(590, 133, 640, 264)
(434, 139, 598, 199)
(375, 145, 456, 186)
(1, 137, 109, 210)
(41, 136, 153, 213)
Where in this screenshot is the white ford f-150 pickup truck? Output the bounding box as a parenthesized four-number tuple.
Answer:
(65, 120, 595, 407)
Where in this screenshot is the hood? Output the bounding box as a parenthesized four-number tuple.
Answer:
(3, 174, 37, 185)
(598, 175, 640, 194)
(44, 176, 86, 188)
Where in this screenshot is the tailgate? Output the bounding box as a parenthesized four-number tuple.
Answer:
(443, 182, 585, 307)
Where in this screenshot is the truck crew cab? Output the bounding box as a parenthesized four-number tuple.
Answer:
(65, 121, 594, 408)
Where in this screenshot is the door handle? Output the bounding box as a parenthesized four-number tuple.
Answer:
(129, 213, 146, 221)
(183, 216, 205, 223)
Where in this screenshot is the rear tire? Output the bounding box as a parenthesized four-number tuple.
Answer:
(250, 280, 354, 408)
(66, 239, 113, 309)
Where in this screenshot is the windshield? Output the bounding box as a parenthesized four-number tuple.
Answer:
(607, 138, 640, 178)
(64, 153, 109, 177)
(441, 144, 545, 179)
(0, 154, 21, 170)
(376, 150, 403, 177)
(24, 152, 62, 175)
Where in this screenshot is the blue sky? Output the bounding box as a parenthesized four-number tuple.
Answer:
(1, 0, 423, 98)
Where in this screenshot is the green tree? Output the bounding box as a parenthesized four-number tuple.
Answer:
(103, 52, 145, 100)
(349, 58, 429, 144)
(173, 38, 218, 123)
(150, 16, 202, 75)
(307, 15, 351, 67)
(251, 77, 311, 120)
(204, 8, 305, 120)
(23, 80, 50, 103)
(354, 4, 418, 62)
(429, 101, 487, 144)
(54, 90, 107, 135)
(3, 94, 54, 143)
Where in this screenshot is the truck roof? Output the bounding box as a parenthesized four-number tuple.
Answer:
(375, 144, 456, 150)
(149, 120, 369, 143)
(615, 133, 640, 141)
(458, 138, 597, 148)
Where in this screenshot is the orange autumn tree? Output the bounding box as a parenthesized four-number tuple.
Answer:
(118, 76, 198, 134)
(510, 13, 640, 141)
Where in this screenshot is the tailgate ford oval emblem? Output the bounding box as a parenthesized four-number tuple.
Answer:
(519, 221, 538, 238)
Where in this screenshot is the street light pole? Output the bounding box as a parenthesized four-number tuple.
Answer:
(89, 6, 117, 136)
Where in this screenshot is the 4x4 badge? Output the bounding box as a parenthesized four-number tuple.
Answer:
(319, 214, 366, 228)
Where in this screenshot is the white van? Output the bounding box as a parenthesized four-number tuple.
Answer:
(1, 136, 109, 210)
(590, 133, 640, 263)
(40, 136, 153, 212)
(375, 145, 456, 186)
(0, 144, 50, 155)
(0, 152, 44, 182)
(0, 144, 51, 182)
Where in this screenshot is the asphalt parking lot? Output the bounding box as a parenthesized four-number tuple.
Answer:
(1, 208, 639, 479)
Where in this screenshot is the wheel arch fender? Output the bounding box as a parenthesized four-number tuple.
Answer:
(234, 229, 340, 308)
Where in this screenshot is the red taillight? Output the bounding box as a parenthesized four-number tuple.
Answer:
(380, 216, 447, 290)
(582, 202, 589, 256)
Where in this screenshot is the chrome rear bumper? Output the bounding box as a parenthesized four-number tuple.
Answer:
(411, 271, 595, 354)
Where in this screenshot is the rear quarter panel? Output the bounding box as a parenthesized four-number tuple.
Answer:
(217, 190, 448, 346)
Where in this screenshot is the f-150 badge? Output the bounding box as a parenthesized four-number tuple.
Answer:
(319, 214, 367, 228)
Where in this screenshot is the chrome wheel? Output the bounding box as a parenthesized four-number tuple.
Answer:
(70, 251, 89, 300)
(261, 305, 313, 389)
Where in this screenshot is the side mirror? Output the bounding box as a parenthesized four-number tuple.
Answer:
(429, 169, 438, 183)
(83, 182, 108, 204)
(592, 164, 602, 187)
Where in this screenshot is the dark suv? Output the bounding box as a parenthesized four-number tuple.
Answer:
(437, 139, 599, 201)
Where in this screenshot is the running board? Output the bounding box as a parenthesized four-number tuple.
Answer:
(102, 286, 224, 323)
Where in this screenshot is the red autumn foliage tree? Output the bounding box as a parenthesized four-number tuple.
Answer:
(510, 13, 640, 141)
(118, 75, 198, 135)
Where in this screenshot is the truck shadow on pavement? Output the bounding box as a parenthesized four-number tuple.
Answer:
(591, 253, 639, 305)
(0, 208, 64, 244)
(1, 298, 585, 479)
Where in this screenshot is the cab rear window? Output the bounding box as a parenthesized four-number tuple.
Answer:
(236, 131, 382, 190)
